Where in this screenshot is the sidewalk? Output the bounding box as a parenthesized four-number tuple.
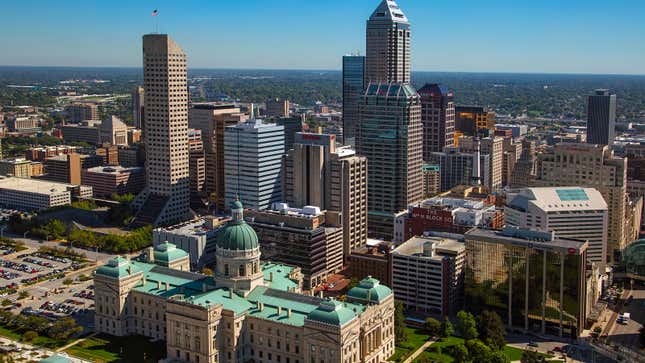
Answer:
(402, 339, 437, 363)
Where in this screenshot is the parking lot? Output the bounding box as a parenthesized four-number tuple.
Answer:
(0, 250, 86, 294)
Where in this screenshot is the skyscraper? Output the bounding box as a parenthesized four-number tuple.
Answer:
(189, 103, 248, 211)
(342, 55, 365, 146)
(586, 89, 616, 146)
(357, 82, 423, 239)
(282, 132, 368, 258)
(417, 83, 455, 158)
(132, 34, 191, 226)
(224, 119, 284, 210)
(365, 0, 410, 85)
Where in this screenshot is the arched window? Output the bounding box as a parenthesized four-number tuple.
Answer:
(195, 336, 201, 351)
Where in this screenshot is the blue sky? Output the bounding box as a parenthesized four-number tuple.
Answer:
(1, 0, 644, 74)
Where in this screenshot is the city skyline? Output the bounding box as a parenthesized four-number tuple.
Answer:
(0, 0, 644, 75)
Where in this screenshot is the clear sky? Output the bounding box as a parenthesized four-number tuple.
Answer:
(1, 0, 644, 74)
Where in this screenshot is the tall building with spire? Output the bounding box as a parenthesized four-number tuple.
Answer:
(132, 34, 191, 226)
(357, 1, 421, 240)
(365, 0, 411, 85)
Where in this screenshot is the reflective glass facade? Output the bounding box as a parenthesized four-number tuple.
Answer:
(464, 231, 586, 337)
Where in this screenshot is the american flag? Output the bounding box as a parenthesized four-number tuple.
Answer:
(151, 9, 158, 16)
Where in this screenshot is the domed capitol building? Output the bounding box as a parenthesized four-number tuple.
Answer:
(94, 200, 395, 363)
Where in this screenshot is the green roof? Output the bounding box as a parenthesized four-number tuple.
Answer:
(96, 257, 142, 279)
(39, 355, 72, 363)
(216, 220, 259, 251)
(262, 262, 298, 291)
(347, 276, 392, 303)
(306, 299, 356, 326)
(97, 259, 371, 327)
(154, 242, 189, 263)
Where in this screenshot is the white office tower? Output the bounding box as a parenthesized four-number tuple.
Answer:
(132, 34, 191, 226)
(505, 187, 608, 266)
(224, 119, 284, 210)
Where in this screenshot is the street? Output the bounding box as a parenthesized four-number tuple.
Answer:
(607, 284, 645, 349)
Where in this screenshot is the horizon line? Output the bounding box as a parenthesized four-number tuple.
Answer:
(0, 65, 644, 77)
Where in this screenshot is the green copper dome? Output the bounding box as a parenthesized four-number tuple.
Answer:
(347, 276, 392, 303)
(216, 199, 259, 251)
(306, 299, 356, 326)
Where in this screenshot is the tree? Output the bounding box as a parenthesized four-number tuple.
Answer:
(441, 317, 454, 338)
(465, 339, 492, 363)
(451, 343, 469, 363)
(520, 350, 546, 363)
(394, 302, 407, 344)
(456, 310, 478, 340)
(44, 219, 67, 240)
(201, 267, 214, 276)
(63, 278, 73, 285)
(478, 310, 506, 349)
(18, 291, 29, 300)
(424, 317, 441, 337)
(0, 300, 11, 307)
(22, 331, 38, 342)
(489, 350, 510, 363)
(48, 317, 82, 341)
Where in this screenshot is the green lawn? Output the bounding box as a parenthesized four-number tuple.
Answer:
(503, 345, 553, 361)
(415, 336, 465, 363)
(390, 327, 432, 362)
(65, 334, 166, 362)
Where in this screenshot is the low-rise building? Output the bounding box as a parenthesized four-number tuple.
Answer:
(391, 235, 465, 317)
(347, 240, 392, 286)
(395, 190, 503, 243)
(61, 121, 101, 145)
(0, 158, 37, 178)
(25, 145, 78, 162)
(82, 165, 145, 197)
(152, 217, 229, 269)
(0, 177, 91, 211)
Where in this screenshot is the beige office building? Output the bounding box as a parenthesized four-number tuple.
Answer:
(189, 104, 248, 211)
(283, 133, 368, 259)
(132, 34, 191, 226)
(95, 201, 395, 363)
(533, 143, 632, 263)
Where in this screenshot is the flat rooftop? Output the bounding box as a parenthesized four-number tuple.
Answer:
(155, 218, 225, 236)
(465, 228, 588, 254)
(393, 236, 465, 260)
(0, 176, 76, 194)
(85, 165, 144, 175)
